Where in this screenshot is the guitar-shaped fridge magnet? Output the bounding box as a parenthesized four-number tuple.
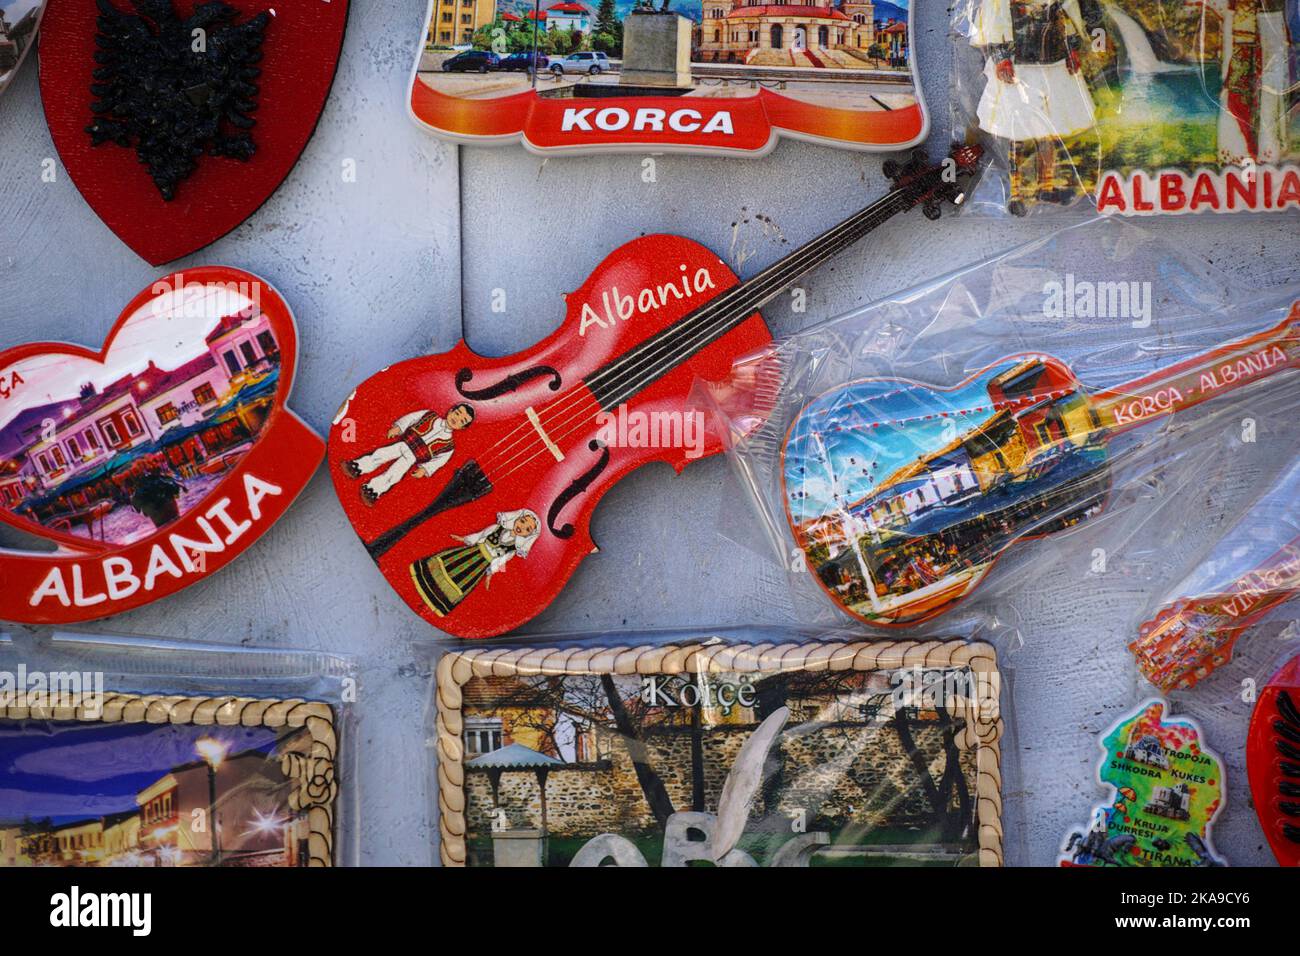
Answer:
(783, 301, 1300, 627)
(329, 146, 983, 639)
(1131, 457, 1300, 692)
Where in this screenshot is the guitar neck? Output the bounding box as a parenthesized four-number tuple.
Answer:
(1092, 303, 1300, 434)
(584, 181, 926, 412)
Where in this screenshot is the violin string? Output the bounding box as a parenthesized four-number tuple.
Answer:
(485, 188, 917, 484)
(474, 186, 914, 479)
(485, 187, 923, 486)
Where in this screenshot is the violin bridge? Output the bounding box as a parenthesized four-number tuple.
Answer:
(526, 406, 565, 462)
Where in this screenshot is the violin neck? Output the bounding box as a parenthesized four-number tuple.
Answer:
(583, 179, 928, 412)
(1092, 304, 1300, 435)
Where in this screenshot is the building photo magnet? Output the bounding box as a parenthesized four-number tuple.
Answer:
(407, 0, 930, 154)
(435, 638, 1004, 866)
(0, 691, 340, 867)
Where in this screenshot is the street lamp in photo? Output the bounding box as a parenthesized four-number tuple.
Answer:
(195, 736, 229, 865)
(531, 0, 542, 89)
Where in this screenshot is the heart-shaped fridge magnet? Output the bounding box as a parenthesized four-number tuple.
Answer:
(0, 266, 323, 623)
(37, 0, 349, 265)
(0, 0, 48, 99)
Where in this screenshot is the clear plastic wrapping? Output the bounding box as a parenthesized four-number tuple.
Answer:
(0, 628, 357, 867)
(950, 0, 1300, 217)
(423, 621, 1021, 867)
(719, 217, 1300, 633)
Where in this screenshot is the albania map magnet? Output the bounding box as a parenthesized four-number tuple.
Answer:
(407, 0, 928, 154)
(0, 267, 324, 624)
(38, 0, 350, 265)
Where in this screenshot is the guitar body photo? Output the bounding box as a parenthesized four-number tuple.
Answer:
(783, 305, 1300, 627)
(328, 146, 983, 638)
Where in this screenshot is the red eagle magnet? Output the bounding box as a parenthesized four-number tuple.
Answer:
(0, 267, 323, 623)
(1247, 654, 1300, 866)
(38, 0, 349, 265)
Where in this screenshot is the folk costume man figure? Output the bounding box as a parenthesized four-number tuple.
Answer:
(410, 509, 541, 617)
(343, 404, 474, 504)
(969, 0, 1098, 214)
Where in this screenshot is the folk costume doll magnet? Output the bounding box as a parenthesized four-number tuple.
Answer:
(328, 149, 981, 640)
(1246, 653, 1300, 865)
(0, 267, 323, 624)
(37, 0, 350, 265)
(782, 300, 1300, 628)
(0, 1, 47, 99)
(435, 638, 1004, 866)
(0, 689, 340, 867)
(1058, 699, 1226, 867)
(955, 0, 1300, 215)
(407, 0, 930, 154)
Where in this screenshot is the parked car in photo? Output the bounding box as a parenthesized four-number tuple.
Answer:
(500, 51, 550, 72)
(441, 50, 500, 73)
(549, 51, 610, 75)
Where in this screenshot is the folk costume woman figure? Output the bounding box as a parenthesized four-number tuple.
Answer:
(969, 0, 1099, 214)
(1196, 0, 1294, 165)
(410, 509, 541, 616)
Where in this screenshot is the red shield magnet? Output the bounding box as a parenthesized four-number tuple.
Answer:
(38, 0, 349, 265)
(0, 266, 323, 623)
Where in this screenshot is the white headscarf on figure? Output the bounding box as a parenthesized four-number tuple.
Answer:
(494, 509, 541, 558)
(969, 0, 1013, 47)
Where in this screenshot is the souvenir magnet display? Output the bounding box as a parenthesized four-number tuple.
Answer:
(408, 0, 929, 154)
(0, 267, 323, 624)
(1059, 699, 1225, 867)
(435, 638, 1004, 866)
(0, 0, 47, 98)
(1247, 653, 1300, 865)
(329, 147, 982, 639)
(782, 301, 1300, 627)
(960, 0, 1300, 215)
(0, 689, 340, 866)
(38, 0, 350, 265)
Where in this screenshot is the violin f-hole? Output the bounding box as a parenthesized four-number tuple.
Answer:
(455, 365, 562, 401)
(547, 440, 610, 539)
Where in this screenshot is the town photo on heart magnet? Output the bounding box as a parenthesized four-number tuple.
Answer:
(1058, 699, 1226, 867)
(0, 267, 324, 624)
(0, 0, 47, 99)
(37, 0, 349, 265)
(407, 0, 928, 154)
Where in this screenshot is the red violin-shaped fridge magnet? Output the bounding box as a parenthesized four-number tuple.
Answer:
(784, 301, 1300, 627)
(329, 147, 983, 639)
(38, 0, 349, 265)
(0, 267, 323, 624)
